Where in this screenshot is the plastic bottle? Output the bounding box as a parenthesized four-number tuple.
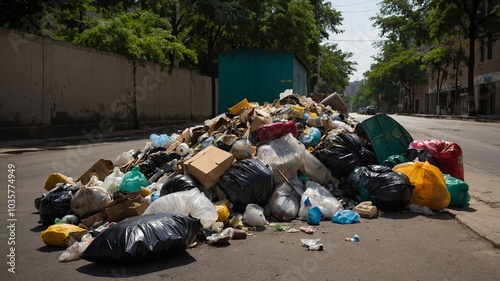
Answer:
(201, 136, 215, 149)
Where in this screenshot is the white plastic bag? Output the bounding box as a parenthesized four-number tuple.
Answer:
(70, 184, 112, 219)
(143, 188, 217, 229)
(298, 181, 343, 220)
(257, 133, 306, 184)
(103, 167, 124, 194)
(299, 150, 334, 186)
(86, 175, 104, 188)
(243, 203, 267, 227)
(59, 233, 93, 262)
(230, 138, 253, 160)
(269, 183, 299, 221)
(114, 150, 135, 167)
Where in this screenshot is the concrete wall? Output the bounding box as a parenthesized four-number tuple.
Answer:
(0, 28, 214, 141)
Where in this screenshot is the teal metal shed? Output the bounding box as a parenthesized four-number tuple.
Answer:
(218, 48, 308, 114)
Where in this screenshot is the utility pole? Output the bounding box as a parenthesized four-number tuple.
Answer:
(314, 55, 321, 93)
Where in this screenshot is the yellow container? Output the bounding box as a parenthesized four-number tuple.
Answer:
(289, 105, 305, 118)
(141, 187, 152, 197)
(229, 98, 249, 115)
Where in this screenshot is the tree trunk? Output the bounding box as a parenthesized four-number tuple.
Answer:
(467, 33, 476, 116)
(466, 1, 480, 116)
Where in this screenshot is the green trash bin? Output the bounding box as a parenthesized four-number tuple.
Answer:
(358, 114, 414, 164)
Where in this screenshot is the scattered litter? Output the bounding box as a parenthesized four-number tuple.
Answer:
(408, 204, 435, 216)
(332, 209, 360, 224)
(301, 239, 323, 251)
(275, 225, 290, 232)
(345, 234, 360, 242)
(299, 226, 316, 234)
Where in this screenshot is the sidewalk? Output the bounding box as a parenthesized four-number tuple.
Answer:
(408, 113, 500, 123)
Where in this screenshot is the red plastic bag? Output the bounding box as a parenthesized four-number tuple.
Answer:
(257, 120, 298, 141)
(409, 140, 464, 181)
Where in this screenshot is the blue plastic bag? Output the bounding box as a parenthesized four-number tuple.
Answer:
(307, 206, 322, 225)
(331, 209, 360, 224)
(299, 127, 322, 148)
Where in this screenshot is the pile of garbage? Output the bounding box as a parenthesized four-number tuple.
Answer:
(35, 89, 471, 264)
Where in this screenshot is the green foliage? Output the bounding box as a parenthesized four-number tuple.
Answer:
(73, 10, 197, 67)
(351, 79, 377, 111)
(312, 44, 356, 94)
(41, 0, 95, 41)
(264, 0, 320, 60)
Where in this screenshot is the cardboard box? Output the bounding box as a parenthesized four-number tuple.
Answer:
(250, 115, 266, 132)
(105, 192, 150, 222)
(77, 159, 114, 185)
(183, 145, 235, 188)
(176, 128, 192, 144)
(80, 212, 107, 228)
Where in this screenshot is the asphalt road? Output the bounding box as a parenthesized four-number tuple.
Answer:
(1, 115, 500, 280)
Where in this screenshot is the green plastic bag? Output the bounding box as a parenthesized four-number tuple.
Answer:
(444, 174, 470, 207)
(119, 166, 149, 193)
(382, 154, 409, 168)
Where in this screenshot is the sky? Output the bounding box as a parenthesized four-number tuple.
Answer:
(325, 0, 385, 82)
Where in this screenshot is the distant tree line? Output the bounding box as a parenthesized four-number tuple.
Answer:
(352, 0, 499, 116)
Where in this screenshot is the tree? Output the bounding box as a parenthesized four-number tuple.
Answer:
(0, 0, 46, 33)
(423, 1, 468, 114)
(368, 41, 427, 113)
(312, 44, 356, 94)
(430, 0, 500, 116)
(74, 10, 197, 128)
(42, 0, 95, 41)
(351, 78, 377, 111)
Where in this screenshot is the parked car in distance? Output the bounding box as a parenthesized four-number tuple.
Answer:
(358, 107, 365, 114)
(365, 106, 376, 115)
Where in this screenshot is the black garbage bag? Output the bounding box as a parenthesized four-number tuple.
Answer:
(403, 148, 440, 168)
(39, 183, 79, 226)
(160, 174, 199, 196)
(344, 165, 413, 212)
(80, 213, 202, 264)
(138, 151, 181, 179)
(313, 133, 377, 178)
(217, 159, 274, 213)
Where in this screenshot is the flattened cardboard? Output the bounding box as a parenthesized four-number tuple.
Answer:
(105, 192, 149, 222)
(77, 159, 114, 185)
(183, 145, 234, 188)
(80, 212, 107, 228)
(177, 128, 192, 144)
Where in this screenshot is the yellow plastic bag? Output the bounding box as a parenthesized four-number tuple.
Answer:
(393, 161, 450, 210)
(40, 224, 87, 247)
